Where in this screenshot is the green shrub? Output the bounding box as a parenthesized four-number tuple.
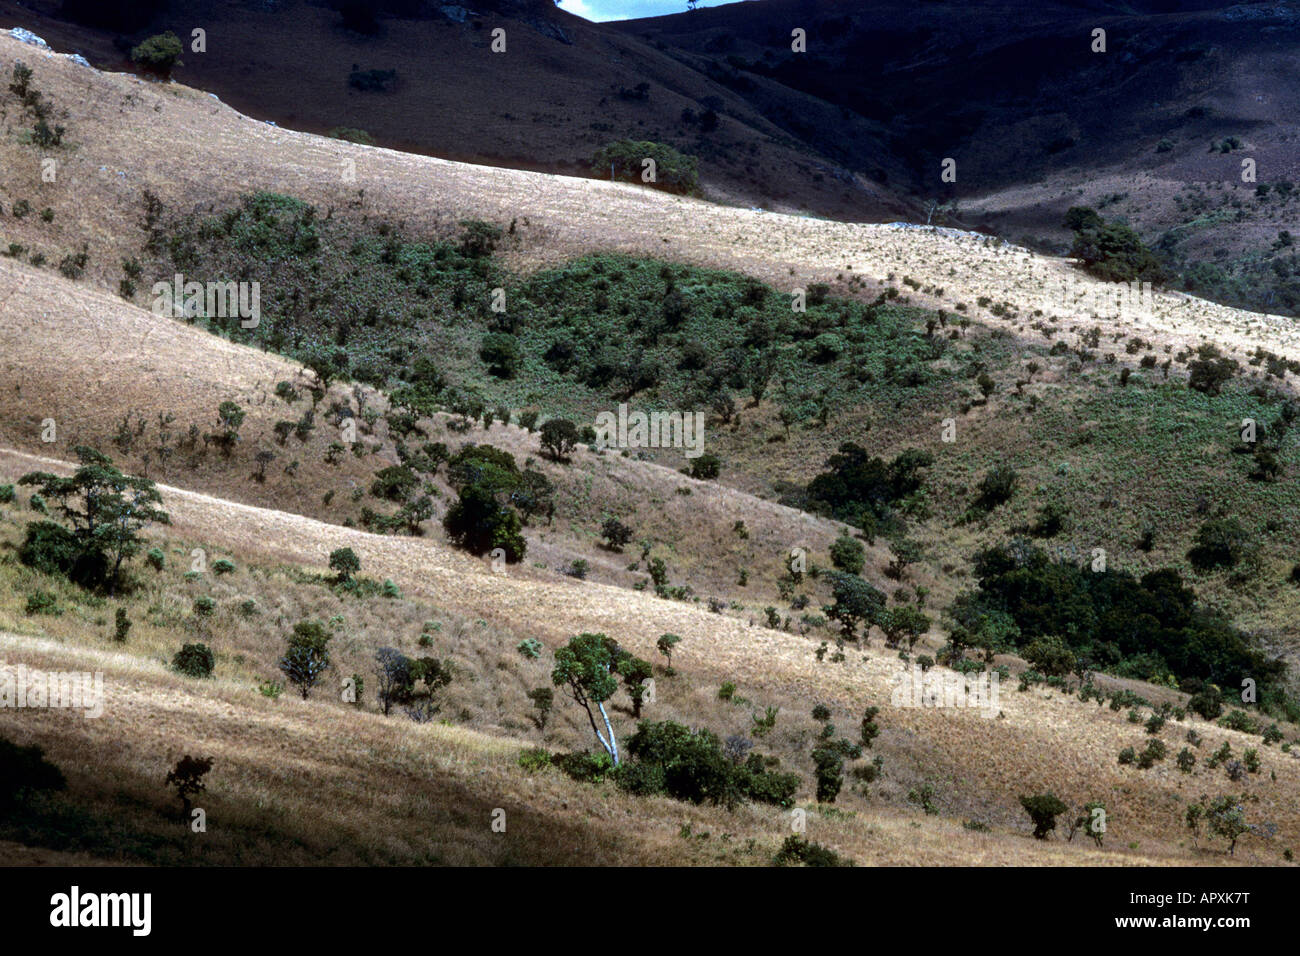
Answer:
(18, 520, 105, 587)
(1023, 636, 1075, 677)
(458, 219, 502, 258)
(211, 558, 236, 575)
(613, 759, 666, 796)
(25, 590, 59, 616)
(622, 719, 798, 807)
(1065, 207, 1164, 284)
(480, 332, 522, 378)
(1218, 709, 1259, 734)
(279, 620, 332, 699)
(974, 465, 1019, 511)
(326, 127, 375, 145)
(518, 747, 552, 773)
(131, 31, 184, 77)
(0, 484, 14, 503)
(687, 453, 721, 480)
(1019, 792, 1069, 838)
(443, 484, 526, 561)
(328, 547, 361, 581)
(552, 750, 614, 784)
(829, 532, 865, 574)
(1188, 687, 1224, 720)
(193, 596, 216, 616)
(173, 643, 215, 678)
(773, 835, 851, 867)
(1188, 517, 1256, 571)
(113, 607, 131, 643)
(591, 140, 700, 195)
(145, 547, 166, 571)
(1137, 738, 1168, 769)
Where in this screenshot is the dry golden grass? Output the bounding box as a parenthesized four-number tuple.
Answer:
(3, 447, 1295, 866)
(0, 630, 1266, 867)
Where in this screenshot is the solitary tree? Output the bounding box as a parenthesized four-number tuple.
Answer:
(1019, 793, 1069, 839)
(131, 31, 184, 78)
(878, 605, 930, 650)
(823, 572, 884, 640)
(19, 446, 169, 594)
(374, 647, 416, 716)
(656, 633, 682, 673)
(1204, 794, 1251, 855)
(617, 652, 654, 718)
(601, 517, 634, 552)
(552, 633, 624, 765)
(539, 418, 580, 461)
(279, 620, 332, 699)
(165, 755, 212, 821)
(407, 657, 454, 721)
(328, 547, 361, 582)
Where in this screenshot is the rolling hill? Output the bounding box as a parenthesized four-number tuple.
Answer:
(0, 24, 1299, 868)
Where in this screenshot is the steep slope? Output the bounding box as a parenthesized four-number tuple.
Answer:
(0, 0, 907, 221)
(0, 28, 1293, 358)
(1, 30, 1299, 867)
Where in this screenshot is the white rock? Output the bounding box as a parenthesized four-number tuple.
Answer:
(9, 27, 49, 48)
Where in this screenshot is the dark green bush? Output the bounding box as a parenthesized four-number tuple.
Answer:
(1019, 793, 1068, 839)
(591, 140, 700, 195)
(173, 643, 215, 678)
(130, 32, 183, 77)
(773, 835, 851, 867)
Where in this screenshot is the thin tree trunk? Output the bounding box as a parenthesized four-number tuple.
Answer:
(597, 701, 619, 766)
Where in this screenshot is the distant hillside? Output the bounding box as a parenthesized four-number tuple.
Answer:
(0, 0, 910, 221)
(620, 0, 1300, 314)
(5, 1, 1298, 308)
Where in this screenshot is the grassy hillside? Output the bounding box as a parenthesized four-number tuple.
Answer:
(1, 32, 1300, 867)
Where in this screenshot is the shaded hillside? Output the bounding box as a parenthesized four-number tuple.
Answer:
(0, 0, 908, 220)
(621, 0, 1300, 314)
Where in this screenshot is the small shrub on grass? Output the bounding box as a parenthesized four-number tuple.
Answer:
(25, 590, 59, 616)
(1019, 793, 1069, 839)
(773, 836, 851, 867)
(518, 747, 552, 773)
(173, 643, 215, 678)
(113, 608, 131, 643)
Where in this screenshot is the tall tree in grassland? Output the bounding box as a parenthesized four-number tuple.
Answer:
(552, 633, 625, 765)
(18, 446, 169, 594)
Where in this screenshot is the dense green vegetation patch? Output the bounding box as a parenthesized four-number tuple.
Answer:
(150, 192, 951, 423)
